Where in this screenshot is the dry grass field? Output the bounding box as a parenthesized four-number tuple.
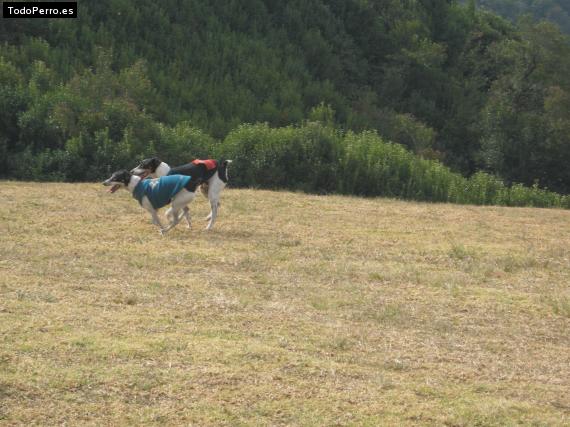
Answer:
(1, 181, 569, 426)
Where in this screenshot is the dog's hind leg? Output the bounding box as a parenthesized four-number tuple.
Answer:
(182, 206, 191, 228)
(200, 183, 209, 199)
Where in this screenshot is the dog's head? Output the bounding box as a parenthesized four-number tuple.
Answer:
(103, 170, 132, 193)
(131, 157, 162, 178)
(219, 159, 232, 183)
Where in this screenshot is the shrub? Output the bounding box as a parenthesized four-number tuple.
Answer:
(217, 121, 569, 209)
(155, 122, 215, 164)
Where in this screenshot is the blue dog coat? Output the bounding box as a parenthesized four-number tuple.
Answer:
(132, 175, 192, 209)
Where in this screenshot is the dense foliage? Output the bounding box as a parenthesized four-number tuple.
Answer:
(215, 120, 570, 208)
(1, 0, 569, 201)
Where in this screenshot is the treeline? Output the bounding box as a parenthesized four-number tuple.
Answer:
(474, 0, 570, 34)
(1, 0, 570, 196)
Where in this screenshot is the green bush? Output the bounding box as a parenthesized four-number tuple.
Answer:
(217, 121, 570, 209)
(218, 122, 341, 192)
(156, 122, 216, 166)
(10, 148, 72, 181)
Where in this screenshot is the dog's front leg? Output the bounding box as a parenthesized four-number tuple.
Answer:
(175, 208, 191, 228)
(161, 207, 182, 234)
(206, 198, 218, 230)
(204, 176, 225, 229)
(165, 190, 195, 233)
(151, 210, 168, 235)
(143, 198, 167, 235)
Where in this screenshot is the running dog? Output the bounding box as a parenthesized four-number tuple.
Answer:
(131, 158, 231, 230)
(103, 170, 198, 235)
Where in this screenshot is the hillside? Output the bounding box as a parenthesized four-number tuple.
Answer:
(1, 0, 570, 193)
(1, 183, 569, 425)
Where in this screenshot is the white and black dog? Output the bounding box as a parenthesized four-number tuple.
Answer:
(103, 170, 198, 235)
(131, 158, 231, 230)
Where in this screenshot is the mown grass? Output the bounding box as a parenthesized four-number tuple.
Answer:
(1, 181, 569, 425)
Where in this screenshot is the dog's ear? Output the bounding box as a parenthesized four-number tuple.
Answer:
(151, 157, 162, 171)
(218, 160, 231, 182)
(118, 170, 132, 185)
